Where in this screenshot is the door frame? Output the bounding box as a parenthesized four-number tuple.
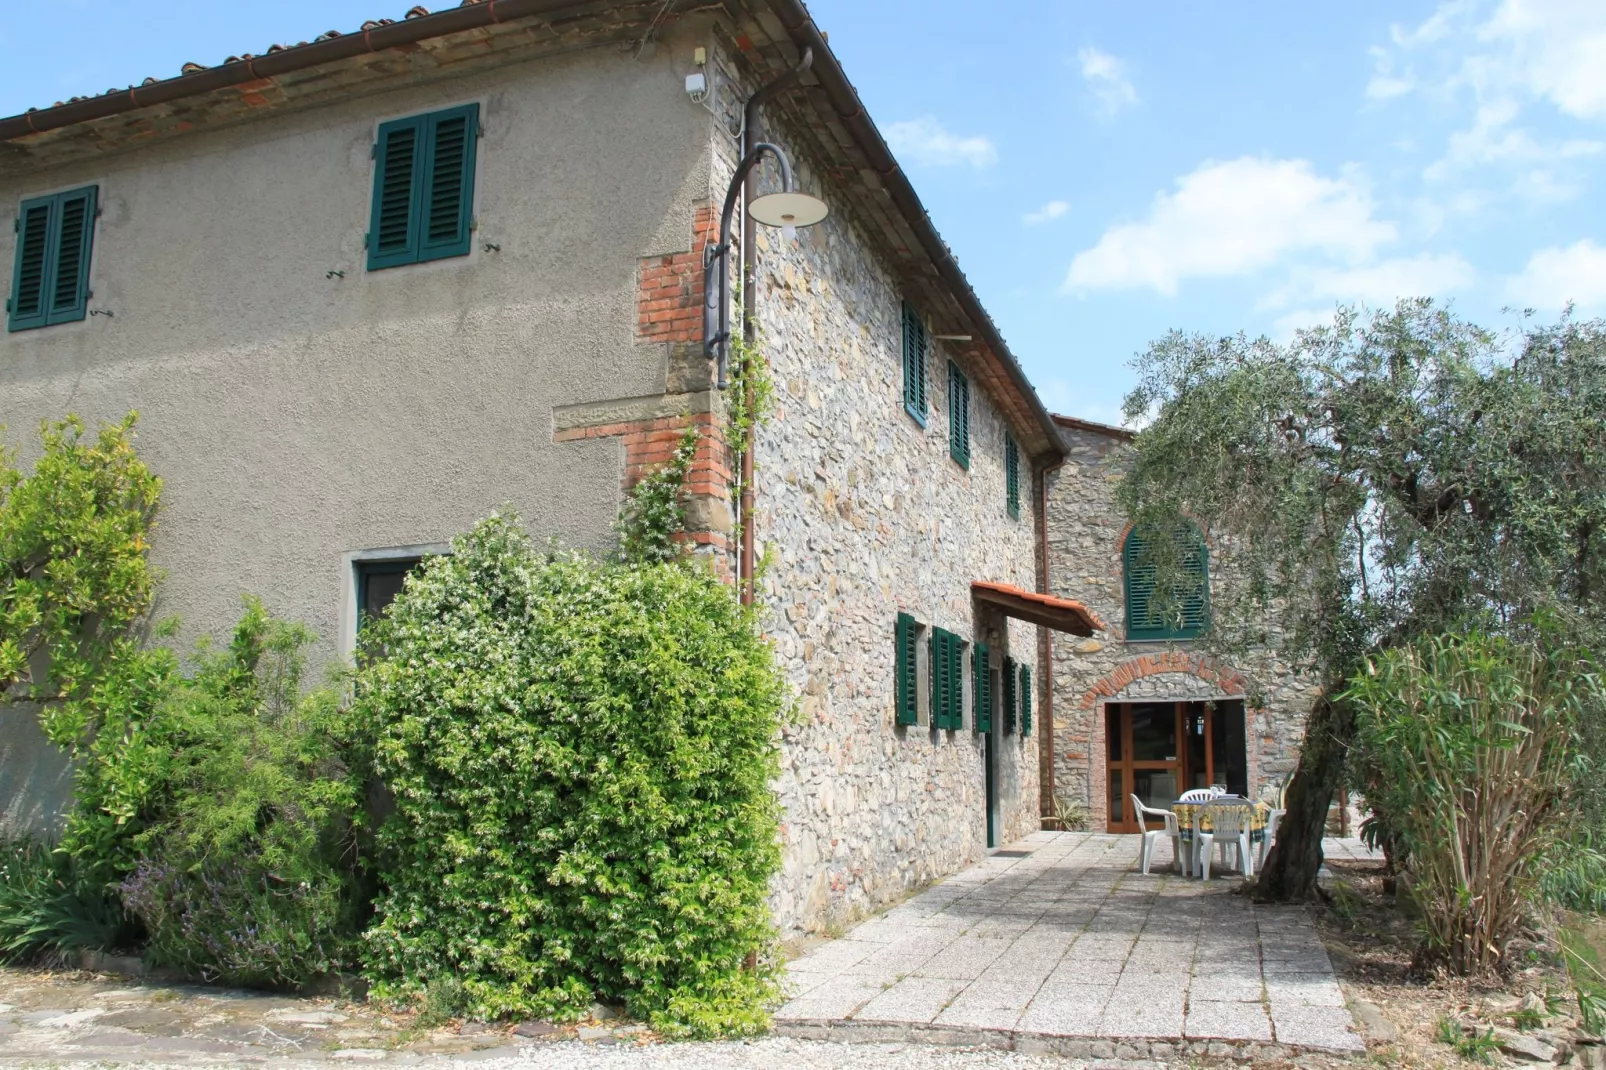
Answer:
(1106, 700, 1224, 833)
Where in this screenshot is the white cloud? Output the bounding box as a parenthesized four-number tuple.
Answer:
(1480, 0, 1606, 120)
(1077, 47, 1139, 119)
(1023, 200, 1070, 225)
(1262, 253, 1478, 310)
(1506, 239, 1606, 309)
(1370, 1, 1606, 203)
(1063, 157, 1396, 296)
(1271, 307, 1340, 342)
(1366, 46, 1415, 100)
(884, 117, 997, 170)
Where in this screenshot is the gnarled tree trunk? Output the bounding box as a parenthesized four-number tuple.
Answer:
(1254, 693, 1354, 902)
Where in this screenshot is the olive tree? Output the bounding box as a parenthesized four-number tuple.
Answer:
(1118, 301, 1606, 901)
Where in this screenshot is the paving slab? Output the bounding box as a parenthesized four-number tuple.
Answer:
(777, 831, 1366, 1054)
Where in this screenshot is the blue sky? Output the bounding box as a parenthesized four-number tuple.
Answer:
(4, 2, 1604, 424)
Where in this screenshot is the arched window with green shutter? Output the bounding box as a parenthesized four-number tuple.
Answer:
(1123, 522, 1210, 641)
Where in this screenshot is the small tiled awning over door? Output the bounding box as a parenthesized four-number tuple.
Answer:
(971, 582, 1105, 635)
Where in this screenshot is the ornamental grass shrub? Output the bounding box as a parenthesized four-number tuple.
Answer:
(355, 513, 785, 1037)
(114, 598, 373, 987)
(1348, 625, 1603, 975)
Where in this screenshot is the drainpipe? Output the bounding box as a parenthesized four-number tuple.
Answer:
(1035, 456, 1064, 820)
(737, 47, 813, 606)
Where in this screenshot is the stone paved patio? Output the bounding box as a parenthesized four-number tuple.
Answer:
(776, 831, 1367, 1055)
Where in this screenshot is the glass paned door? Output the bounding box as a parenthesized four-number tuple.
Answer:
(1106, 702, 1183, 832)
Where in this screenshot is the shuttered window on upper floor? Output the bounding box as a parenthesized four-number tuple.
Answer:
(1123, 521, 1210, 641)
(7, 186, 97, 333)
(949, 360, 971, 469)
(368, 104, 479, 271)
(902, 302, 928, 425)
(1005, 434, 1021, 519)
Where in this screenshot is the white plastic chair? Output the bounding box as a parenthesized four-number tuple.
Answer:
(1260, 807, 1285, 869)
(1178, 787, 1226, 802)
(1195, 801, 1255, 880)
(1131, 793, 1182, 875)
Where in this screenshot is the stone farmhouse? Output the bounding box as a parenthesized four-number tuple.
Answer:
(1041, 416, 1315, 834)
(0, 0, 1109, 937)
(0, 0, 1306, 938)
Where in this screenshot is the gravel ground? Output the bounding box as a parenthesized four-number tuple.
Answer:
(34, 1037, 1088, 1070)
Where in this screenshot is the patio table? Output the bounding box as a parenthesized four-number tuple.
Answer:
(1171, 800, 1271, 870)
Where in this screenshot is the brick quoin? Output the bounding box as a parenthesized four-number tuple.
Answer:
(635, 205, 721, 344)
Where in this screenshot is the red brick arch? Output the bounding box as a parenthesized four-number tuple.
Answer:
(1078, 650, 1246, 711)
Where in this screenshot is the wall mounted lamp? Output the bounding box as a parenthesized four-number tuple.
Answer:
(703, 143, 828, 388)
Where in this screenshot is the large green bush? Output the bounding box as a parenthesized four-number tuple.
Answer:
(1348, 625, 1602, 975)
(356, 513, 784, 1036)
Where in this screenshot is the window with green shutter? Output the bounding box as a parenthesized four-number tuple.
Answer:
(902, 302, 928, 425)
(1123, 522, 1210, 640)
(949, 360, 970, 469)
(1019, 663, 1033, 736)
(1002, 656, 1017, 735)
(928, 627, 967, 730)
(8, 186, 97, 332)
(894, 613, 920, 726)
(368, 104, 479, 271)
(973, 643, 991, 733)
(1005, 434, 1021, 519)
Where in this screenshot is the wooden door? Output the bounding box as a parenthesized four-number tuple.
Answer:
(1106, 702, 1185, 833)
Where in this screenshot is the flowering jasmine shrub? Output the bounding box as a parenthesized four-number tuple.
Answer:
(356, 514, 785, 1037)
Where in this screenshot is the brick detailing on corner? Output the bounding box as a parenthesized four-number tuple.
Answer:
(1077, 650, 1247, 711)
(636, 205, 720, 344)
(553, 408, 733, 564)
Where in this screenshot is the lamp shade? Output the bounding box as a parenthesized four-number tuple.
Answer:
(749, 191, 829, 229)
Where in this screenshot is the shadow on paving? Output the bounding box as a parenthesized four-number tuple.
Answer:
(776, 830, 1367, 1057)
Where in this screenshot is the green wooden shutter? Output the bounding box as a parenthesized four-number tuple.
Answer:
(9, 187, 97, 333)
(949, 361, 970, 468)
(895, 613, 919, 726)
(1005, 435, 1020, 519)
(1020, 664, 1033, 736)
(369, 115, 426, 269)
(8, 198, 53, 331)
(1123, 526, 1161, 639)
(46, 187, 96, 325)
(951, 635, 966, 730)
(1124, 523, 1208, 640)
(1002, 656, 1017, 735)
(419, 104, 478, 262)
(973, 643, 991, 732)
(902, 302, 928, 423)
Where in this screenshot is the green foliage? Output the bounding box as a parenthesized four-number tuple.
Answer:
(115, 598, 371, 988)
(356, 513, 785, 1036)
(1120, 303, 1606, 899)
(0, 414, 162, 710)
(1347, 625, 1600, 974)
(614, 425, 699, 565)
(727, 317, 777, 544)
(0, 839, 133, 961)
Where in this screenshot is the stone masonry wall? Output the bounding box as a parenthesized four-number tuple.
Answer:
(1044, 423, 1315, 830)
(731, 107, 1043, 937)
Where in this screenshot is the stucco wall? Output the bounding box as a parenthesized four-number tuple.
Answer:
(743, 119, 1043, 937)
(1044, 424, 1315, 829)
(0, 35, 715, 677)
